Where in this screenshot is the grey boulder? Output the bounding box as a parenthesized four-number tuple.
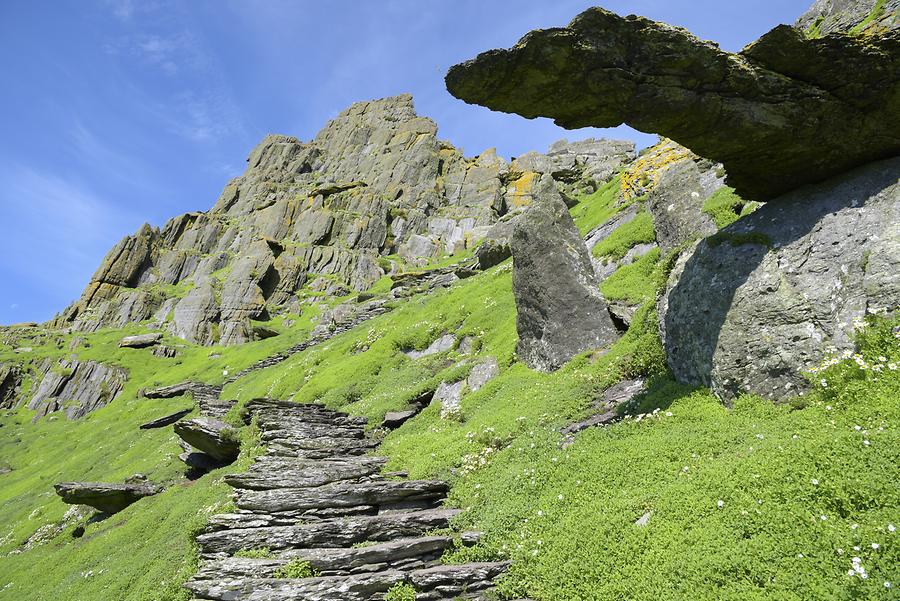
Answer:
(661, 156, 900, 401)
(174, 417, 241, 462)
(511, 174, 619, 371)
(54, 481, 162, 514)
(118, 332, 163, 348)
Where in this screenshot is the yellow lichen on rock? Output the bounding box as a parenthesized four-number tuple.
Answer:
(507, 171, 538, 208)
(620, 139, 694, 200)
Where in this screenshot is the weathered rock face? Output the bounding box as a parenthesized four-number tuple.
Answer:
(797, 0, 899, 36)
(54, 481, 162, 514)
(642, 142, 722, 255)
(52, 95, 636, 346)
(28, 359, 126, 419)
(661, 157, 900, 401)
(445, 6, 900, 201)
(511, 175, 618, 371)
(0, 363, 23, 409)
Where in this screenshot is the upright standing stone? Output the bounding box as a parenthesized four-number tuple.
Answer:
(511, 175, 619, 371)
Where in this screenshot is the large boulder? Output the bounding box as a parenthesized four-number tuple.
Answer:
(445, 6, 900, 201)
(174, 417, 241, 462)
(54, 481, 162, 514)
(511, 175, 619, 371)
(660, 157, 900, 401)
(118, 332, 162, 348)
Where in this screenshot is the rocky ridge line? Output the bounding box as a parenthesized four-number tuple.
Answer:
(52, 94, 635, 347)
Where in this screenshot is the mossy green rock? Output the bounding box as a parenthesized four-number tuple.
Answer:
(445, 6, 900, 201)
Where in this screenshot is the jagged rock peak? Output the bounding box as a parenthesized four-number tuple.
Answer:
(445, 5, 900, 201)
(51, 93, 634, 346)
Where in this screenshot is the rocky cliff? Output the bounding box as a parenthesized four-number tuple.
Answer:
(52, 95, 634, 346)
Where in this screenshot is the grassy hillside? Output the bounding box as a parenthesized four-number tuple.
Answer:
(1, 178, 897, 600)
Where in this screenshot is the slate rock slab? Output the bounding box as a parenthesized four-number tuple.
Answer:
(174, 417, 240, 462)
(54, 481, 162, 514)
(118, 333, 162, 348)
(139, 408, 193, 429)
(446, 6, 900, 201)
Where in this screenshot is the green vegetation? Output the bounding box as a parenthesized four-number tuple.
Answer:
(701, 186, 759, 229)
(0, 183, 897, 600)
(850, 0, 888, 34)
(384, 582, 417, 601)
(272, 559, 317, 578)
(591, 211, 656, 260)
(600, 248, 662, 304)
(570, 175, 624, 235)
(806, 15, 825, 38)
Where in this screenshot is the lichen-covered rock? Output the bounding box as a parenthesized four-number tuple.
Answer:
(643, 142, 723, 254)
(511, 175, 619, 371)
(445, 6, 900, 201)
(54, 481, 162, 514)
(28, 359, 126, 419)
(797, 0, 899, 36)
(660, 157, 900, 401)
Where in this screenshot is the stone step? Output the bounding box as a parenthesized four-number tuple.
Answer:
(235, 480, 448, 514)
(196, 508, 461, 555)
(255, 413, 369, 428)
(226, 458, 387, 491)
(266, 444, 376, 460)
(205, 506, 378, 532)
(248, 455, 388, 471)
(260, 424, 366, 442)
(185, 561, 509, 601)
(195, 536, 454, 579)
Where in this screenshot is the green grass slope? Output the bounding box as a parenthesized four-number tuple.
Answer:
(1, 178, 897, 600)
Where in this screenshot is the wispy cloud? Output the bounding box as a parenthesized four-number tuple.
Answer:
(0, 165, 142, 288)
(102, 0, 161, 22)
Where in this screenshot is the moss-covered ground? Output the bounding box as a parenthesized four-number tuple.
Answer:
(0, 179, 897, 600)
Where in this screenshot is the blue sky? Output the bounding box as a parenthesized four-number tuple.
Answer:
(0, 0, 810, 324)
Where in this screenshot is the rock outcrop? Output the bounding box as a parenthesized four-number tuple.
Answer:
(28, 359, 126, 419)
(51, 94, 641, 347)
(174, 417, 241, 463)
(511, 175, 618, 371)
(797, 0, 899, 36)
(445, 6, 900, 201)
(661, 157, 900, 400)
(54, 481, 162, 514)
(0, 363, 23, 409)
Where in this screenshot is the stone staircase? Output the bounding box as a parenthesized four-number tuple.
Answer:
(185, 398, 509, 600)
(224, 301, 391, 385)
